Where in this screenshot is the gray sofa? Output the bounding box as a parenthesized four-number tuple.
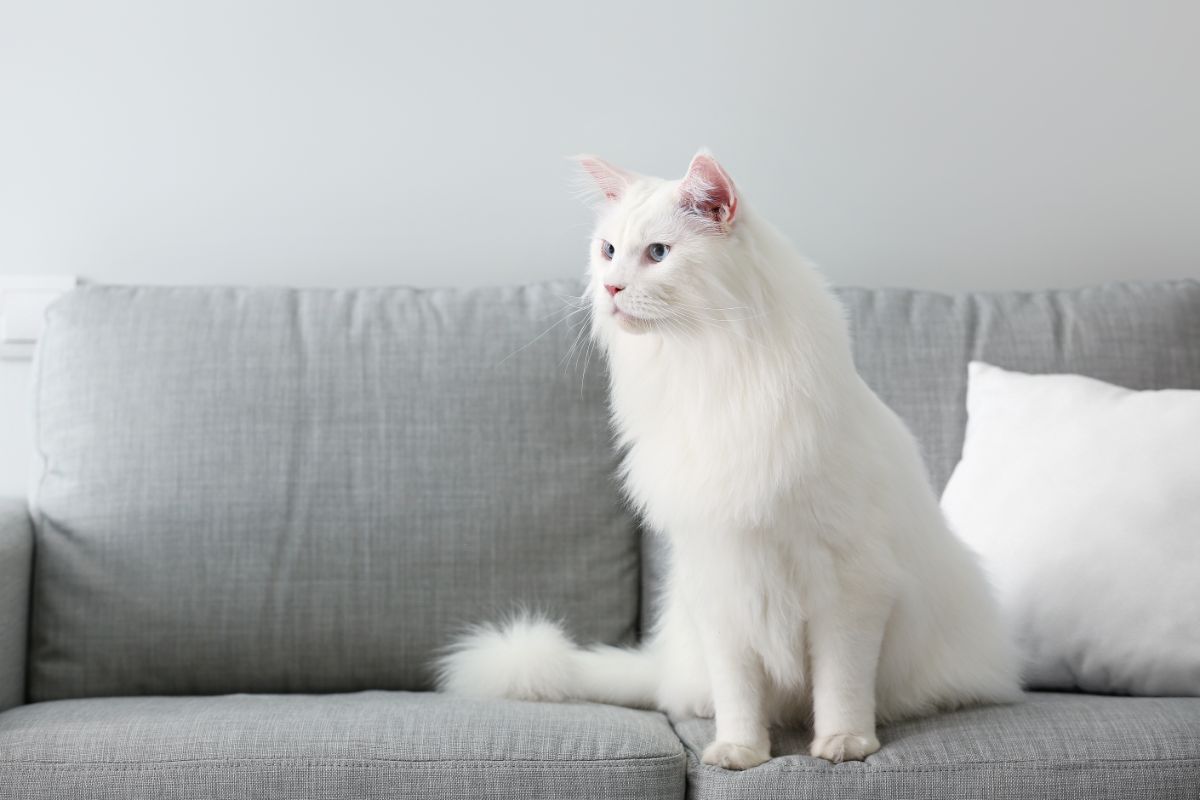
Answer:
(2, 280, 1199, 799)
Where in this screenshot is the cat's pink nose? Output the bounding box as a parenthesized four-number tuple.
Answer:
(605, 284, 624, 297)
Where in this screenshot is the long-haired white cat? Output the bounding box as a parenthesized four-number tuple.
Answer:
(437, 152, 1020, 768)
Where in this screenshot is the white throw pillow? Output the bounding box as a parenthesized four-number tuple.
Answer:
(941, 361, 1200, 696)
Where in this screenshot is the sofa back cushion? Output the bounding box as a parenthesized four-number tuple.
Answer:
(31, 280, 1200, 698)
(30, 284, 638, 700)
(838, 281, 1200, 491)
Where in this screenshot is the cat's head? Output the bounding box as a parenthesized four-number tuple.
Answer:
(576, 151, 743, 337)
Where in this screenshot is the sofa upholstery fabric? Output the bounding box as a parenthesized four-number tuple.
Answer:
(0, 692, 685, 799)
(19, 278, 1200, 800)
(837, 281, 1200, 492)
(30, 284, 638, 700)
(674, 693, 1200, 799)
(0, 500, 33, 712)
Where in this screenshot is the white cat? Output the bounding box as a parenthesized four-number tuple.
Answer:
(436, 151, 1021, 768)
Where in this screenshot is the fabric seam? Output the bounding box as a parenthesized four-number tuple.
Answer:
(0, 754, 685, 769)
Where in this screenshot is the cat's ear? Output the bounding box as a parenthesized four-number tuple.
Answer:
(571, 155, 633, 203)
(680, 151, 738, 226)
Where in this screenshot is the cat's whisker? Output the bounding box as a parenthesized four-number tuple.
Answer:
(677, 303, 754, 313)
(536, 295, 588, 322)
(496, 304, 588, 367)
(674, 311, 762, 325)
(663, 308, 764, 350)
(669, 301, 765, 324)
(560, 310, 593, 371)
(665, 303, 755, 328)
(570, 314, 599, 378)
(578, 334, 598, 399)
(554, 292, 589, 306)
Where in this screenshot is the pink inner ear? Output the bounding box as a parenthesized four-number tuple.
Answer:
(680, 153, 738, 225)
(576, 156, 631, 202)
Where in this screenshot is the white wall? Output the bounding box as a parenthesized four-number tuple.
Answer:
(2, 1, 1199, 495)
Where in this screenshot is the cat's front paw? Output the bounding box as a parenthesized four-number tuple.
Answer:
(809, 732, 880, 763)
(701, 740, 771, 770)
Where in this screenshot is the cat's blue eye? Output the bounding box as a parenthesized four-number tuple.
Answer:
(647, 243, 670, 263)
(601, 241, 615, 260)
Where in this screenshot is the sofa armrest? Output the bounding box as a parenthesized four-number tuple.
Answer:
(0, 498, 32, 712)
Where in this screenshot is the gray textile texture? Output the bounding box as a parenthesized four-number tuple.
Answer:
(837, 281, 1200, 492)
(0, 691, 685, 799)
(676, 692, 1200, 800)
(0, 500, 32, 712)
(30, 284, 637, 700)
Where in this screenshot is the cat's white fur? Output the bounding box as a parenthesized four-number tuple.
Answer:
(436, 151, 1021, 768)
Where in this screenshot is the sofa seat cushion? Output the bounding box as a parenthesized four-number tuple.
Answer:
(0, 691, 685, 800)
(674, 693, 1200, 800)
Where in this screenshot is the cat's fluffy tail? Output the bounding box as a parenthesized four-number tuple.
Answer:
(433, 613, 658, 708)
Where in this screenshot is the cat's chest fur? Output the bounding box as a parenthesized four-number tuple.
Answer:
(605, 335, 826, 534)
